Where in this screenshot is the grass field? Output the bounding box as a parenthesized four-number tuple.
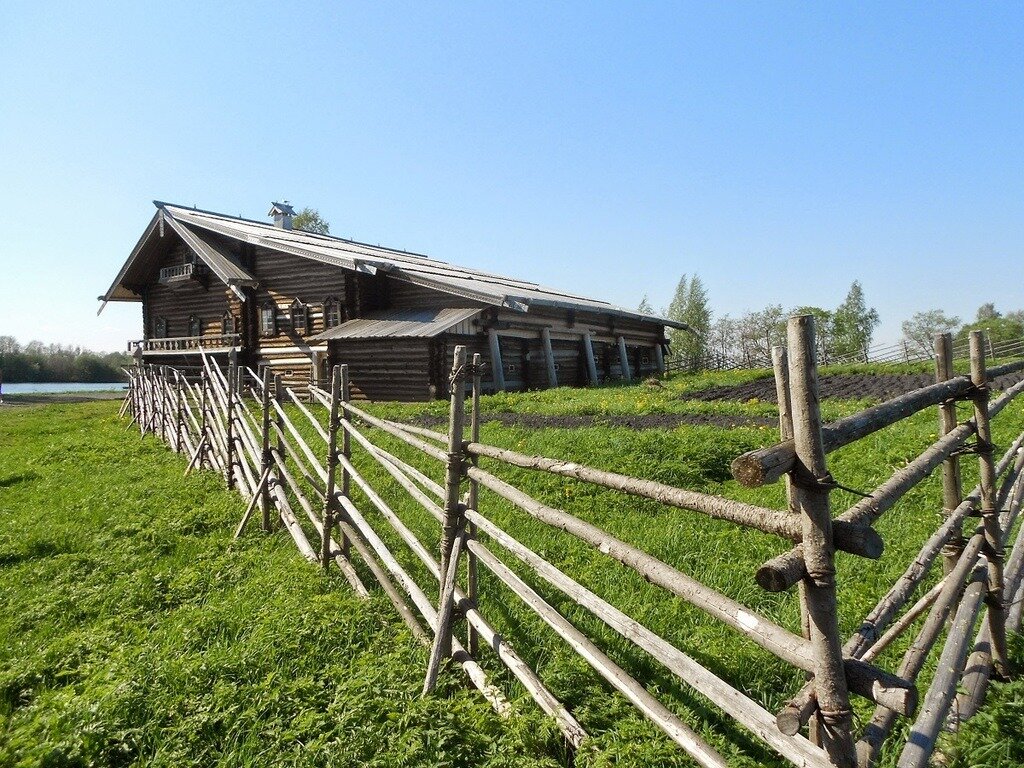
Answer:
(1, 369, 1022, 767)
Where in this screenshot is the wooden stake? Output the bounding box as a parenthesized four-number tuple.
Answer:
(430, 346, 468, 682)
(786, 315, 855, 768)
(260, 367, 273, 531)
(226, 350, 237, 489)
(321, 366, 342, 568)
(234, 466, 273, 539)
(467, 353, 482, 657)
(969, 330, 1010, 678)
(936, 332, 964, 576)
(339, 365, 351, 557)
(423, 530, 466, 695)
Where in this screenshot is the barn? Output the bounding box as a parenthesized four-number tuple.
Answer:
(99, 201, 685, 400)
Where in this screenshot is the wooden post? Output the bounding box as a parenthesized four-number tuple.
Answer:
(467, 353, 482, 656)
(174, 375, 184, 453)
(653, 342, 665, 375)
(339, 364, 352, 557)
(583, 331, 600, 385)
(260, 367, 273, 532)
(773, 345, 819, 740)
(969, 330, 1010, 678)
(274, 373, 284, 463)
(936, 333, 963, 576)
(488, 328, 505, 392)
(310, 350, 321, 403)
(321, 366, 342, 568)
(424, 346, 468, 693)
(787, 315, 855, 768)
(617, 335, 632, 383)
(541, 328, 558, 388)
(159, 365, 169, 442)
(226, 350, 237, 489)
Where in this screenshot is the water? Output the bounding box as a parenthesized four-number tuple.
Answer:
(1, 382, 128, 394)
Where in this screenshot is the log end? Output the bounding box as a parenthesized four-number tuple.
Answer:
(755, 551, 805, 592)
(775, 708, 804, 736)
(730, 454, 767, 488)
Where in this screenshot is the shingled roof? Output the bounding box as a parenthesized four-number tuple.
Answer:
(100, 201, 686, 330)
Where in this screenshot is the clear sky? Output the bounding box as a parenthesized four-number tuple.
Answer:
(1, 2, 1021, 352)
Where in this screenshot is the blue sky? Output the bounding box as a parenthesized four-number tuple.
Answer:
(1, 2, 1021, 351)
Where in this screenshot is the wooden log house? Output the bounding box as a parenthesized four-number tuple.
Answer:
(99, 201, 685, 400)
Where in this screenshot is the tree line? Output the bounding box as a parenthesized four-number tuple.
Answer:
(0, 337, 132, 383)
(643, 279, 1024, 372)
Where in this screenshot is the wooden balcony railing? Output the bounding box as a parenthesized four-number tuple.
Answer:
(130, 334, 240, 354)
(159, 262, 207, 285)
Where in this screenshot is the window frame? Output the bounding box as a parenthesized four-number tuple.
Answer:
(259, 302, 277, 337)
(188, 314, 201, 338)
(323, 296, 342, 329)
(222, 311, 236, 335)
(290, 299, 309, 336)
(154, 316, 168, 339)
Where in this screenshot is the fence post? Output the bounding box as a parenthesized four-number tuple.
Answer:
(969, 330, 1010, 678)
(935, 333, 964, 577)
(321, 365, 342, 568)
(339, 364, 351, 558)
(200, 371, 210, 470)
(787, 315, 855, 768)
(174, 374, 184, 453)
(274, 373, 284, 466)
(423, 345, 469, 694)
(260, 367, 273, 532)
(159, 365, 170, 443)
(226, 350, 237, 489)
(466, 353, 482, 656)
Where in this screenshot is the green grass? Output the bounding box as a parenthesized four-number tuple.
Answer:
(1, 370, 1022, 766)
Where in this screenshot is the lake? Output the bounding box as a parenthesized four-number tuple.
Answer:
(1, 382, 128, 394)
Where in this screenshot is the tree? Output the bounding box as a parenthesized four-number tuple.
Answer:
(831, 281, 880, 360)
(975, 302, 1001, 322)
(737, 304, 785, 367)
(666, 274, 712, 371)
(637, 295, 655, 315)
(900, 310, 961, 355)
(291, 207, 330, 234)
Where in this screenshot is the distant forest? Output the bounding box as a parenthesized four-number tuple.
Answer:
(0, 337, 131, 383)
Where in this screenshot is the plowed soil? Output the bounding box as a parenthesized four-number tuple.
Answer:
(414, 411, 777, 430)
(686, 371, 1024, 403)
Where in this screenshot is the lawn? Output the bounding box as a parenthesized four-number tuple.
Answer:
(1, 370, 1021, 767)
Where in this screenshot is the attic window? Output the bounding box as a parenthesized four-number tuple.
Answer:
(324, 297, 342, 329)
(260, 302, 277, 337)
(290, 300, 308, 335)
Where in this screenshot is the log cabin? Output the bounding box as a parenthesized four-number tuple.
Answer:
(99, 201, 686, 400)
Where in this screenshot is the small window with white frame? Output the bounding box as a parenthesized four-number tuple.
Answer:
(260, 302, 277, 337)
(290, 299, 308, 335)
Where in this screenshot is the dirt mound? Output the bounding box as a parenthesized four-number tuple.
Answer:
(687, 372, 1024, 403)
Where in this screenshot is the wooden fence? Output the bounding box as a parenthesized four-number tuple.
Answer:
(121, 319, 1024, 768)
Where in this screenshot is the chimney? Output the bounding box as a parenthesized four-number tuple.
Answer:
(268, 201, 295, 230)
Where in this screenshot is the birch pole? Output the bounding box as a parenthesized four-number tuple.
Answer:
(339, 364, 352, 558)
(260, 367, 273, 531)
(787, 315, 855, 768)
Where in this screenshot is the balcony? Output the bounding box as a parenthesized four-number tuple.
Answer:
(159, 262, 208, 288)
(129, 334, 240, 355)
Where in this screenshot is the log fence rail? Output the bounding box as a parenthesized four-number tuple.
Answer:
(122, 317, 1024, 768)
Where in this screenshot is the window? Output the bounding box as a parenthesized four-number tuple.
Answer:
(188, 315, 201, 337)
(222, 311, 236, 335)
(154, 316, 168, 338)
(290, 299, 308, 335)
(260, 302, 277, 337)
(323, 297, 342, 329)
